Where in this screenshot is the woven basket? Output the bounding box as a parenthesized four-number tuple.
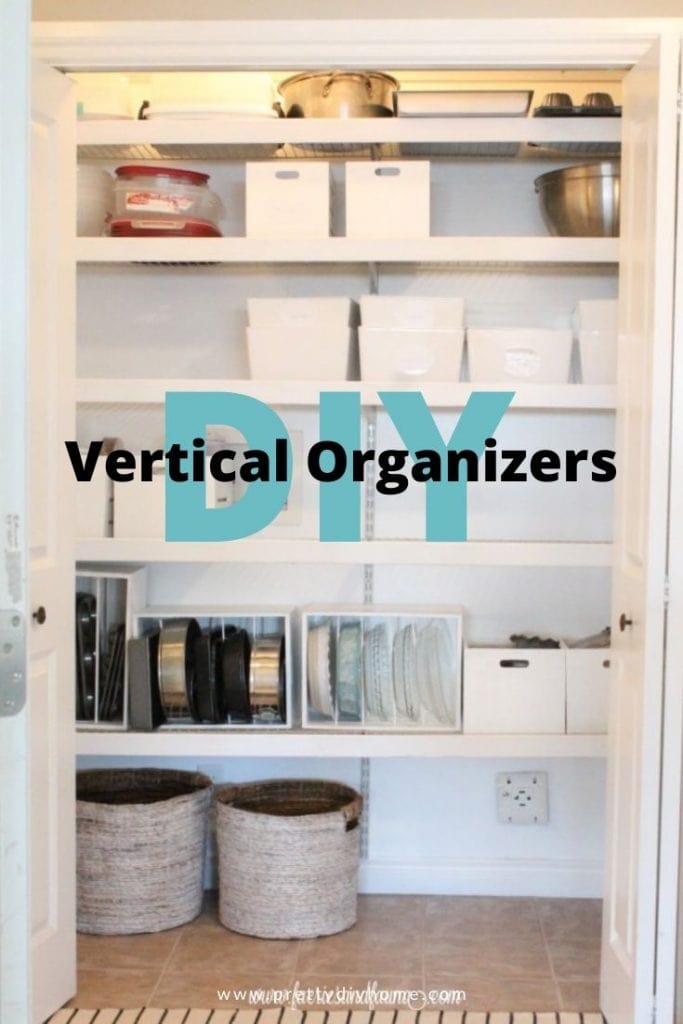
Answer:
(215, 778, 362, 939)
(76, 768, 212, 935)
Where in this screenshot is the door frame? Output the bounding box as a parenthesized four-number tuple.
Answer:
(0, 0, 32, 1021)
(31, 15, 683, 1024)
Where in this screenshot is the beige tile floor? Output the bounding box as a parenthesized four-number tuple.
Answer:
(70, 894, 602, 1014)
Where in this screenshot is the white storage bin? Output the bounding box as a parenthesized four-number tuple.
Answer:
(302, 604, 463, 731)
(248, 297, 356, 328)
(575, 299, 618, 384)
(76, 448, 113, 539)
(247, 326, 356, 381)
(467, 328, 573, 383)
(345, 161, 430, 239)
(360, 295, 465, 330)
(246, 162, 330, 239)
(578, 330, 618, 384)
(114, 467, 165, 539)
(464, 647, 566, 734)
(566, 648, 610, 734)
(359, 327, 464, 382)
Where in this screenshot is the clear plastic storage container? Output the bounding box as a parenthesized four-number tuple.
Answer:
(112, 165, 223, 234)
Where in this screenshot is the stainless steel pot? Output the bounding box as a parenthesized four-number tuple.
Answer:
(278, 70, 398, 118)
(534, 161, 620, 237)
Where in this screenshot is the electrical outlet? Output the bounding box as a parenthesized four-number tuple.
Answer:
(496, 770, 549, 824)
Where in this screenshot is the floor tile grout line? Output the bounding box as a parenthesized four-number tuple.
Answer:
(146, 927, 187, 1007)
(536, 900, 563, 1012)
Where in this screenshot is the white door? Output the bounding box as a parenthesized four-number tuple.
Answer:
(0, 3, 31, 1023)
(28, 59, 77, 1024)
(601, 35, 681, 1024)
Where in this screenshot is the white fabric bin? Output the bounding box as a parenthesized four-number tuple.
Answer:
(360, 295, 465, 330)
(248, 297, 356, 328)
(566, 648, 610, 734)
(346, 161, 430, 239)
(359, 327, 464, 382)
(246, 162, 330, 239)
(247, 326, 356, 381)
(467, 328, 573, 383)
(464, 647, 566, 734)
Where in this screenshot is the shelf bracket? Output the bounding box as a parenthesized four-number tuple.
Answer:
(368, 261, 379, 295)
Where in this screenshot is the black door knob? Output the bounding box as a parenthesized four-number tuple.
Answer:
(32, 606, 46, 625)
(619, 613, 633, 632)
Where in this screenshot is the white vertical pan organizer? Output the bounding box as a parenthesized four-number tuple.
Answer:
(303, 605, 463, 732)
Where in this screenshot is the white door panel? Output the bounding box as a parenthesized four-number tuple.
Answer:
(29, 59, 76, 1024)
(601, 34, 681, 1024)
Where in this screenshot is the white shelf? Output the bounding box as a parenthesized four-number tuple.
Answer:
(76, 379, 617, 410)
(76, 236, 619, 266)
(76, 115, 621, 161)
(75, 727, 607, 759)
(76, 538, 612, 567)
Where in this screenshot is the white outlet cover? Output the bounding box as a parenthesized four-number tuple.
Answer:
(496, 770, 549, 825)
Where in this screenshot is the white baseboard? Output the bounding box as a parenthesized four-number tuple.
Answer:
(359, 856, 604, 898)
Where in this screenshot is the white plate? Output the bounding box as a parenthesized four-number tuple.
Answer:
(147, 103, 279, 120)
(393, 624, 419, 721)
(307, 622, 334, 718)
(363, 623, 392, 722)
(419, 620, 455, 724)
(336, 621, 362, 721)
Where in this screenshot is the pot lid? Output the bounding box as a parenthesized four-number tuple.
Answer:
(278, 69, 399, 93)
(115, 165, 210, 185)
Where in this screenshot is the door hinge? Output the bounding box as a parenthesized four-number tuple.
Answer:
(678, 89, 683, 120)
(652, 993, 657, 1024)
(664, 576, 671, 608)
(0, 610, 25, 717)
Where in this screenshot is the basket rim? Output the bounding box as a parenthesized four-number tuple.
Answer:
(76, 767, 213, 808)
(214, 778, 362, 821)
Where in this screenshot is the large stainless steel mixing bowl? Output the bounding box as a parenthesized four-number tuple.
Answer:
(534, 161, 620, 237)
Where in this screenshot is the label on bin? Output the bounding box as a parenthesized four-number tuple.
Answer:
(125, 190, 194, 214)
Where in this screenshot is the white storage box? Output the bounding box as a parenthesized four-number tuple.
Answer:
(114, 467, 165, 539)
(246, 162, 330, 239)
(345, 161, 430, 239)
(575, 300, 618, 384)
(464, 647, 566, 734)
(302, 604, 463, 731)
(360, 295, 465, 330)
(359, 327, 464, 382)
(247, 326, 356, 380)
(566, 648, 610, 734)
(467, 328, 573, 383)
(248, 297, 356, 328)
(76, 448, 113, 539)
(578, 330, 617, 384)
